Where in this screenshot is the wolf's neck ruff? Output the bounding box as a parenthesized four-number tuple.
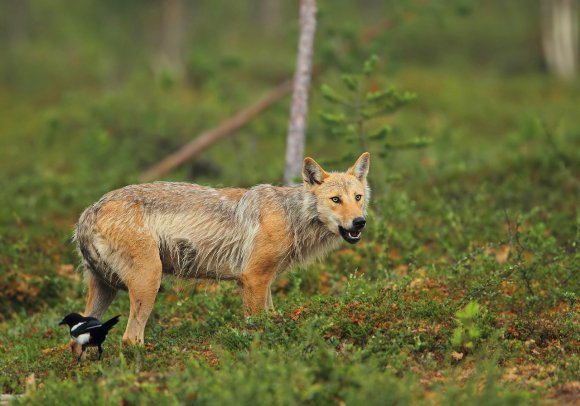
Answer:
(281, 186, 340, 267)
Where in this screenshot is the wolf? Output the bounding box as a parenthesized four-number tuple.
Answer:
(73, 152, 370, 346)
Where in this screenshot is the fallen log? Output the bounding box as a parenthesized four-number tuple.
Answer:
(140, 79, 293, 182)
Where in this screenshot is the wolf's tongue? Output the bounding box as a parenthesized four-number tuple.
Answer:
(349, 231, 360, 238)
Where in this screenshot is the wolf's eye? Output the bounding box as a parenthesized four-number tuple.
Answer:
(355, 194, 362, 201)
(331, 196, 341, 204)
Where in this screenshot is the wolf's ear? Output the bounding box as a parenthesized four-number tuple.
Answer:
(303, 157, 329, 185)
(348, 152, 370, 181)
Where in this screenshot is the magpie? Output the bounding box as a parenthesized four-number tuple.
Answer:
(59, 313, 120, 361)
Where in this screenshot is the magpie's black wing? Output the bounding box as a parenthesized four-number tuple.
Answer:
(70, 318, 102, 338)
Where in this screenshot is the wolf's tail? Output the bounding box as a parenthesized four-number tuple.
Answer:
(74, 205, 101, 275)
(75, 204, 128, 290)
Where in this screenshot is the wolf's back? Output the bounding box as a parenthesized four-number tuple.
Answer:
(72, 182, 264, 283)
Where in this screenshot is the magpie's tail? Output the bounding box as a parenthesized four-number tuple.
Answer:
(102, 315, 121, 332)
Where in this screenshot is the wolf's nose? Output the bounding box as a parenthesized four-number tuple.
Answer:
(352, 217, 366, 230)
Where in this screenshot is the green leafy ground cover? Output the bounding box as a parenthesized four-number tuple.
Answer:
(1, 66, 578, 405)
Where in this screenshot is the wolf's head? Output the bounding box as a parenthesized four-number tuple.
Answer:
(302, 152, 371, 244)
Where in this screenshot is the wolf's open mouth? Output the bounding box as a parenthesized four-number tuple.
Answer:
(339, 226, 362, 244)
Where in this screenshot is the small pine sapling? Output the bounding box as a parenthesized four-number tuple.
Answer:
(452, 301, 482, 353)
(319, 54, 429, 170)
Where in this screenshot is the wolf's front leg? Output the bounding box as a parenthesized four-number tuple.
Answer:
(241, 209, 287, 315)
(265, 286, 274, 311)
(240, 272, 273, 316)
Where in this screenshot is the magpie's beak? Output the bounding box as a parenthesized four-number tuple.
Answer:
(58, 320, 65, 326)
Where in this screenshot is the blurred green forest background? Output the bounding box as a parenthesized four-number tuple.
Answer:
(0, 0, 578, 404)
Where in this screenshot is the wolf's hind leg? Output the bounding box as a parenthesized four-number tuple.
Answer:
(71, 270, 118, 356)
(122, 252, 162, 346)
(83, 270, 118, 319)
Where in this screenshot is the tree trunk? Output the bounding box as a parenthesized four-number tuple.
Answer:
(7, 0, 28, 47)
(157, 0, 187, 78)
(283, 0, 317, 185)
(541, 0, 579, 80)
(260, 0, 283, 35)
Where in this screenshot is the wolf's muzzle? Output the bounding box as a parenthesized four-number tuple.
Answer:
(339, 218, 366, 244)
(352, 217, 366, 230)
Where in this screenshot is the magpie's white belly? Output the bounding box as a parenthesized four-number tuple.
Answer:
(74, 333, 91, 345)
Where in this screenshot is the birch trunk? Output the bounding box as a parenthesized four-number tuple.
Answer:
(541, 0, 578, 80)
(283, 0, 317, 185)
